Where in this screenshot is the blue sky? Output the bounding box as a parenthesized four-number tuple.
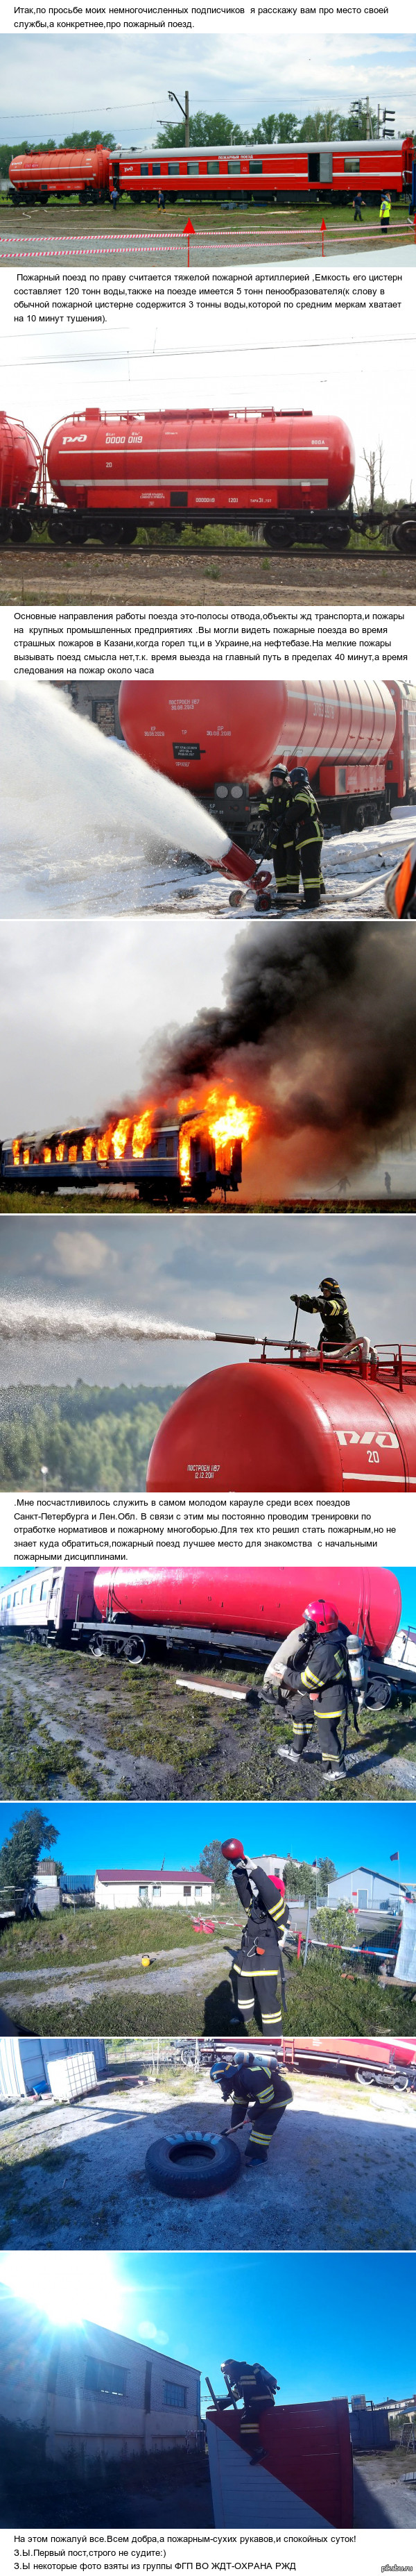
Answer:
(1, 33, 415, 144)
(0, 2252, 415, 2408)
(1, 1798, 414, 1882)
(1, 1211, 416, 1388)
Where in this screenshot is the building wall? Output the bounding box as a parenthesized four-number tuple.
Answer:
(94, 1877, 211, 1910)
(0, 2302, 200, 2459)
(0, 2038, 107, 2103)
(327, 1870, 400, 1913)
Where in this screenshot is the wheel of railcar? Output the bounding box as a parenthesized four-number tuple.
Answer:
(49, 518, 71, 547)
(118, 522, 137, 546)
(88, 1634, 105, 1658)
(69, 522, 87, 546)
(263, 521, 294, 550)
(101, 525, 120, 548)
(322, 522, 350, 551)
(10, 511, 32, 546)
(121, 1635, 146, 1662)
(392, 519, 416, 553)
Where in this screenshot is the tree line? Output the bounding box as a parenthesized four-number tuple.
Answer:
(0, 1383, 181, 1491)
(1, 103, 404, 179)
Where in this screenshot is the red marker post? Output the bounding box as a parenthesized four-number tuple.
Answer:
(183, 218, 196, 268)
(321, 218, 327, 258)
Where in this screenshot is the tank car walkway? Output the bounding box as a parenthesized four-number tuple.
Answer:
(1, 2067, 415, 2252)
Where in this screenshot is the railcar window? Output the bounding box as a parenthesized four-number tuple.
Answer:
(249, 158, 263, 174)
(13, 1590, 19, 1607)
(165, 1136, 176, 1156)
(30, 1583, 37, 1600)
(168, 162, 180, 175)
(140, 163, 149, 175)
(207, 160, 220, 174)
(227, 161, 241, 174)
(40, 1579, 49, 1598)
(6, 1594, 11, 1609)
(152, 163, 161, 174)
(344, 157, 361, 171)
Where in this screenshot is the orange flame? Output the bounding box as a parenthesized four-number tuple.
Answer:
(132, 1109, 153, 1158)
(8, 1088, 259, 1184)
(55, 1140, 65, 1164)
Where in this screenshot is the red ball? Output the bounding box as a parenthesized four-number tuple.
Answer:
(221, 1837, 245, 1861)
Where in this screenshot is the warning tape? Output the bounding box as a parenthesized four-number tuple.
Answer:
(0, 222, 409, 262)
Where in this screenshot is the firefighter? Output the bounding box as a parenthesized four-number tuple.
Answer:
(223, 1844, 290, 2040)
(219, 2357, 279, 2464)
(256, 764, 324, 908)
(291, 1275, 356, 1347)
(379, 191, 391, 230)
(209, 2049, 293, 2163)
(287, 1597, 349, 1781)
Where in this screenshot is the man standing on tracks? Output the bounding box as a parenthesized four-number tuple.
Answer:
(291, 1275, 356, 1347)
(209, 2049, 293, 2162)
(281, 1597, 349, 1782)
(255, 764, 325, 908)
(222, 1842, 290, 2041)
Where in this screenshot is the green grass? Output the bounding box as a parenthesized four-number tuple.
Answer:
(1, 1638, 415, 1801)
(10, 1949, 415, 2040)
(0, 1901, 237, 1969)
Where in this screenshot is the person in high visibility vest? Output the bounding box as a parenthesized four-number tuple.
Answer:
(379, 192, 391, 230)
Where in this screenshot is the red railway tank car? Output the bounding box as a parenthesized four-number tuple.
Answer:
(0, 410, 40, 538)
(92, 1563, 401, 1656)
(8, 147, 110, 203)
(44, 405, 355, 545)
(118, 674, 396, 799)
(146, 1349, 416, 1496)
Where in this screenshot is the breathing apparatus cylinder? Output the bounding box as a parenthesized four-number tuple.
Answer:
(346, 1632, 367, 1706)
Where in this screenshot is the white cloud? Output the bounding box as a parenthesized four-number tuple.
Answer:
(49, 1229, 116, 1277)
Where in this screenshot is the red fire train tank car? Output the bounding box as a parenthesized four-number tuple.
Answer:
(146, 1349, 416, 1496)
(0, 411, 41, 539)
(44, 405, 356, 546)
(92, 1563, 401, 1657)
(8, 146, 110, 203)
(118, 675, 396, 798)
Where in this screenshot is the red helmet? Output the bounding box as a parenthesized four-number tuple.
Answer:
(304, 1598, 338, 1632)
(222, 1837, 245, 1861)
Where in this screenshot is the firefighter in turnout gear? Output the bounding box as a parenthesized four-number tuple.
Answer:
(289, 1597, 349, 1781)
(222, 1844, 290, 2040)
(219, 2358, 279, 2466)
(256, 764, 324, 908)
(291, 1276, 356, 1347)
(210, 2051, 293, 2163)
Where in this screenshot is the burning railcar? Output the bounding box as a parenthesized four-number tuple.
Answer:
(1, 1104, 249, 1199)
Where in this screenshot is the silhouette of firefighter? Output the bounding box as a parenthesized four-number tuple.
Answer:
(222, 1842, 290, 2039)
(218, 2357, 279, 2464)
(291, 1275, 356, 1347)
(210, 2049, 293, 2162)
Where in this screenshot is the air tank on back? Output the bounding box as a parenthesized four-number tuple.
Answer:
(92, 1563, 401, 1656)
(146, 1357, 416, 1497)
(44, 407, 355, 520)
(118, 677, 396, 789)
(0, 412, 40, 525)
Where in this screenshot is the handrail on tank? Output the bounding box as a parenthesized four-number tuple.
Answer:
(210, 1333, 416, 1383)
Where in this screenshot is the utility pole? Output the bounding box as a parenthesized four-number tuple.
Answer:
(168, 87, 190, 146)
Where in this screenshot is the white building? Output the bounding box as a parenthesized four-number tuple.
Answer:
(0, 2293, 201, 2459)
(0, 2037, 106, 2103)
(327, 1867, 404, 1914)
(94, 1867, 212, 1910)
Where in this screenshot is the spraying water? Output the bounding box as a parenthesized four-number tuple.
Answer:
(0, 680, 238, 886)
(0, 1295, 216, 1344)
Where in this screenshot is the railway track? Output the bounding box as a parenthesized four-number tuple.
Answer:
(0, 538, 397, 560)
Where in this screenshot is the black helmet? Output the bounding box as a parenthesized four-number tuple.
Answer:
(270, 763, 289, 788)
(289, 766, 310, 790)
(319, 1276, 340, 1293)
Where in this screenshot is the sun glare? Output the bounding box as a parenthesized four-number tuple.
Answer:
(0, 2253, 125, 2330)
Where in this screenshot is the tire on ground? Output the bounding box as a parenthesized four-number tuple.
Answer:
(144, 2130, 241, 2197)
